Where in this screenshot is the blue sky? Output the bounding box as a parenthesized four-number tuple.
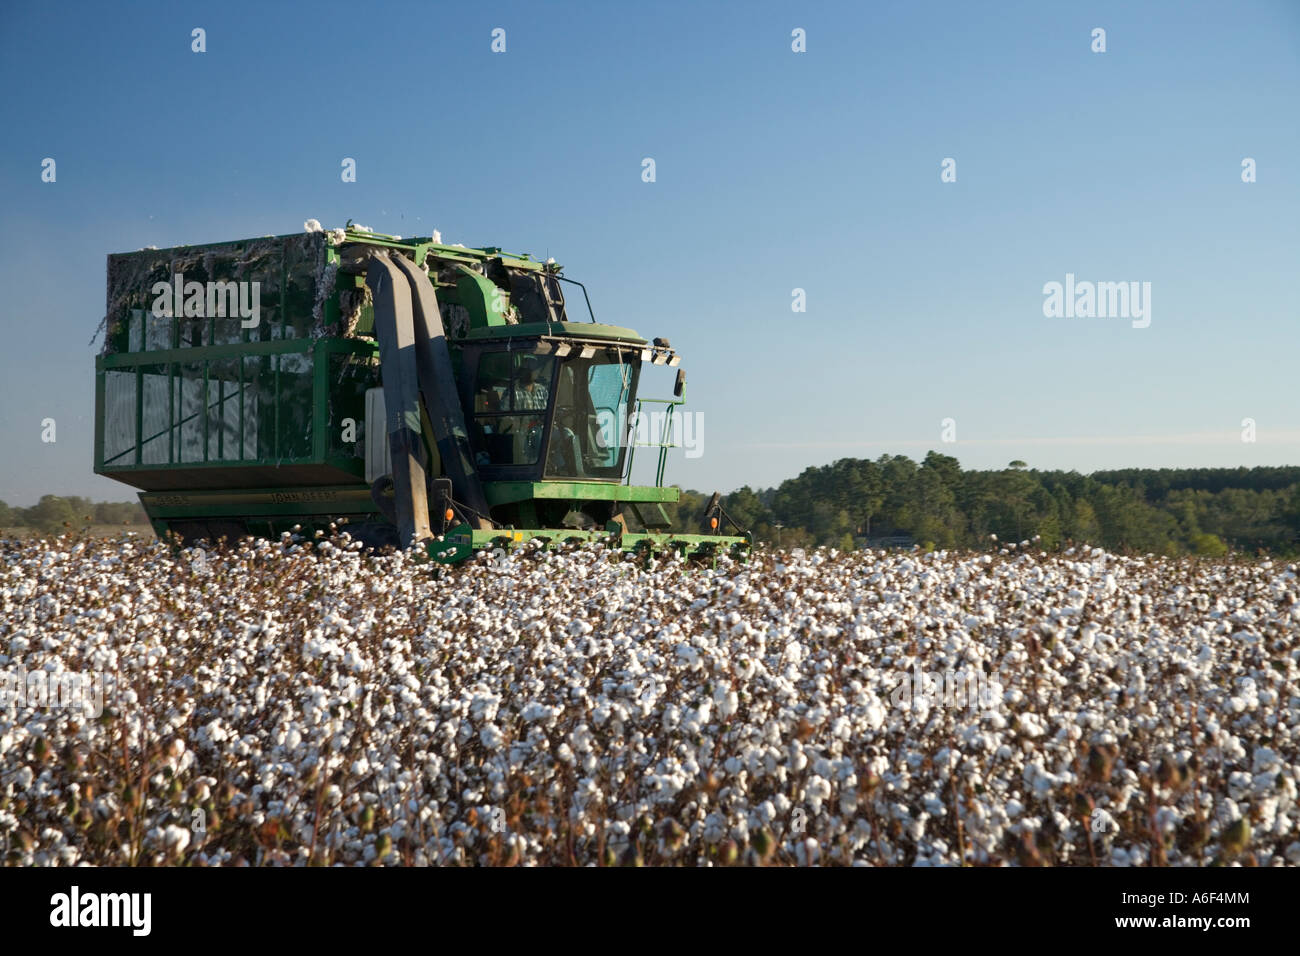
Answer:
(1, 0, 1297, 505)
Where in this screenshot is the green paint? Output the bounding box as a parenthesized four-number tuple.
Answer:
(97, 227, 745, 558)
(484, 481, 679, 506)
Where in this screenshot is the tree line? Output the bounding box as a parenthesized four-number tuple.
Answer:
(673, 455, 1300, 557)
(8, 458, 1300, 556)
(0, 496, 149, 534)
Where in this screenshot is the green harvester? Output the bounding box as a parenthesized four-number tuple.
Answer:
(94, 225, 748, 563)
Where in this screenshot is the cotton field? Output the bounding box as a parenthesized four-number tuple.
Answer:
(2, 531, 1299, 867)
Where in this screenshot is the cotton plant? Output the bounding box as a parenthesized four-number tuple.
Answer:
(0, 530, 1297, 866)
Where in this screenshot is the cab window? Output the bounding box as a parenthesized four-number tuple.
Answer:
(472, 352, 555, 467)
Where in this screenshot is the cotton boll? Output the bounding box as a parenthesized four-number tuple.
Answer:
(3, 533, 1295, 866)
(163, 825, 191, 857)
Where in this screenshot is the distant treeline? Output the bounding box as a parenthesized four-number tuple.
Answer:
(8, 460, 1299, 556)
(673, 456, 1300, 556)
(0, 496, 149, 534)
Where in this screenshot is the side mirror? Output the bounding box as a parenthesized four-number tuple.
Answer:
(673, 369, 686, 398)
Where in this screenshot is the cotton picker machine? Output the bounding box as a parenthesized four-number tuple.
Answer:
(94, 225, 749, 563)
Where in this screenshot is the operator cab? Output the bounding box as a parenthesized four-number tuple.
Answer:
(465, 342, 641, 483)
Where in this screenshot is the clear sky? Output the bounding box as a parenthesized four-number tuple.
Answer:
(1, 0, 1297, 505)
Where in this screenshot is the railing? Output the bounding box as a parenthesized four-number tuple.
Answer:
(625, 396, 684, 487)
(553, 275, 596, 323)
(102, 386, 243, 466)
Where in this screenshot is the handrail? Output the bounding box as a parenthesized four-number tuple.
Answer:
(553, 275, 596, 323)
(625, 396, 683, 486)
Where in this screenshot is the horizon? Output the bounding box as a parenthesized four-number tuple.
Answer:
(9, 455, 1297, 509)
(3, 0, 1298, 507)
